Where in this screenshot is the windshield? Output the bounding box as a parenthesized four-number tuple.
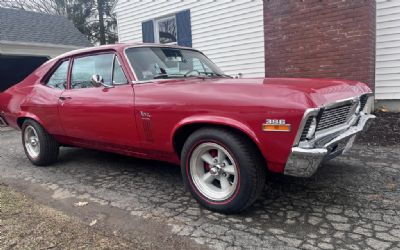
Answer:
(125, 47, 227, 81)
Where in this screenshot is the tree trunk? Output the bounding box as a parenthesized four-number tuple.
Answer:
(97, 0, 106, 45)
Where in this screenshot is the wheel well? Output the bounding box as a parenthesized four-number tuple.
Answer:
(173, 123, 265, 163)
(17, 117, 28, 128)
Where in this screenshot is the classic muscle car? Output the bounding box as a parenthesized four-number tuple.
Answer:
(0, 44, 375, 213)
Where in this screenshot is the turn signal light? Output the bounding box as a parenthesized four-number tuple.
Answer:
(262, 124, 291, 132)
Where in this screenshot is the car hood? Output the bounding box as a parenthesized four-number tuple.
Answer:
(155, 77, 372, 108)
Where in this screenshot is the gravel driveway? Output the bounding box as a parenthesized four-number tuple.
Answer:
(0, 127, 399, 250)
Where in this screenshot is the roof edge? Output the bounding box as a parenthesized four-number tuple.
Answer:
(0, 40, 87, 49)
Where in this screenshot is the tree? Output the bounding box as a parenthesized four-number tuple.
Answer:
(0, 0, 67, 14)
(0, 0, 118, 45)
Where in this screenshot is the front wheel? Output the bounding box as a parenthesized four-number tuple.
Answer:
(181, 128, 266, 214)
(22, 119, 59, 166)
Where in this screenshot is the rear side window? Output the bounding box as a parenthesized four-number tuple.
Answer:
(71, 54, 114, 89)
(46, 60, 69, 90)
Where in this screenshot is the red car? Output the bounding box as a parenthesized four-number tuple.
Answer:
(0, 44, 375, 213)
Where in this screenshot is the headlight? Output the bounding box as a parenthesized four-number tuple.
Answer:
(306, 117, 317, 139)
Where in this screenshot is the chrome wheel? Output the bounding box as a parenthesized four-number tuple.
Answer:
(24, 125, 40, 158)
(189, 142, 238, 201)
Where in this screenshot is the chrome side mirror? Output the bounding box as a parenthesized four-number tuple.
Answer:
(91, 74, 113, 88)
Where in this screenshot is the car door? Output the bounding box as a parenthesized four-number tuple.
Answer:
(28, 59, 70, 136)
(58, 52, 139, 149)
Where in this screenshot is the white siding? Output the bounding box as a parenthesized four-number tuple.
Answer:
(114, 0, 265, 77)
(376, 0, 400, 100)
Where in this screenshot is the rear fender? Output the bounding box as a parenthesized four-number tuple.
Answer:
(16, 111, 45, 129)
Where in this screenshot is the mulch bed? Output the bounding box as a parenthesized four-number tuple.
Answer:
(356, 112, 400, 147)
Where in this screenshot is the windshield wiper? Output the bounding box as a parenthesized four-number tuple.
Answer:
(214, 73, 233, 78)
(153, 73, 186, 79)
(195, 72, 232, 78)
(153, 73, 170, 79)
(153, 72, 231, 80)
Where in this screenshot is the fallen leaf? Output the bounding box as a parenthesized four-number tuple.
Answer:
(89, 219, 97, 227)
(379, 106, 389, 113)
(74, 201, 88, 207)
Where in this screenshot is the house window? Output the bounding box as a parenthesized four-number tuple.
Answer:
(142, 10, 192, 47)
(155, 16, 177, 44)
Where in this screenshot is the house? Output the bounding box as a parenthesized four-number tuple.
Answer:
(376, 0, 400, 111)
(113, 0, 400, 111)
(0, 7, 91, 91)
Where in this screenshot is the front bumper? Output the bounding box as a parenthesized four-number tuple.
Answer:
(284, 113, 375, 177)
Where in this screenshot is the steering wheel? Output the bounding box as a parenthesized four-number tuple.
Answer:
(184, 70, 200, 77)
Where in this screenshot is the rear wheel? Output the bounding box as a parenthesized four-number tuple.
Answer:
(181, 127, 266, 213)
(22, 119, 59, 166)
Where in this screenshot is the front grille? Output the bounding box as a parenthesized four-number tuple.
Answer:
(316, 103, 354, 131)
(359, 95, 369, 111)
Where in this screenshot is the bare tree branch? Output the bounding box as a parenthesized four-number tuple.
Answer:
(0, 0, 118, 44)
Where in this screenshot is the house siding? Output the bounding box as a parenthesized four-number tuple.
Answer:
(376, 0, 400, 100)
(114, 0, 265, 77)
(263, 0, 376, 91)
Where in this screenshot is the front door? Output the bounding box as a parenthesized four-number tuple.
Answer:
(58, 52, 139, 149)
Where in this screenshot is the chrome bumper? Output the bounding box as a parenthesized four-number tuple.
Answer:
(0, 114, 7, 127)
(284, 114, 375, 177)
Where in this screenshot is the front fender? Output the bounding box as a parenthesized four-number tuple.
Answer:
(171, 115, 262, 150)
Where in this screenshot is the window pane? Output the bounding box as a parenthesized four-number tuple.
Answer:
(113, 57, 128, 84)
(47, 60, 69, 89)
(158, 17, 177, 44)
(71, 54, 113, 89)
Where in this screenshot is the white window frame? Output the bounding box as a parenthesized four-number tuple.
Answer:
(154, 15, 177, 45)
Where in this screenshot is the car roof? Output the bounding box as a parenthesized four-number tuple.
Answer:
(56, 43, 199, 59)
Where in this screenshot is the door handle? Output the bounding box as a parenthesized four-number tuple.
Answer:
(59, 96, 72, 101)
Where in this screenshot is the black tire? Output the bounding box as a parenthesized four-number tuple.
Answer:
(21, 119, 59, 166)
(181, 127, 266, 214)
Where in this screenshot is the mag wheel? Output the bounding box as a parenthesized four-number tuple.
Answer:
(189, 142, 239, 201)
(181, 127, 266, 214)
(24, 125, 41, 159)
(22, 119, 59, 166)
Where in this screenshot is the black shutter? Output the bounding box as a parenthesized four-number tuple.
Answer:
(142, 20, 155, 43)
(176, 10, 192, 47)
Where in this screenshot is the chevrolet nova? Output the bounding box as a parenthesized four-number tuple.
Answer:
(0, 44, 375, 213)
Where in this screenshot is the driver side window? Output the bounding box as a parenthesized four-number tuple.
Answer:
(71, 53, 114, 89)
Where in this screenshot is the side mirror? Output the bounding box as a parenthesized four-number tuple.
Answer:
(91, 74, 113, 88)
